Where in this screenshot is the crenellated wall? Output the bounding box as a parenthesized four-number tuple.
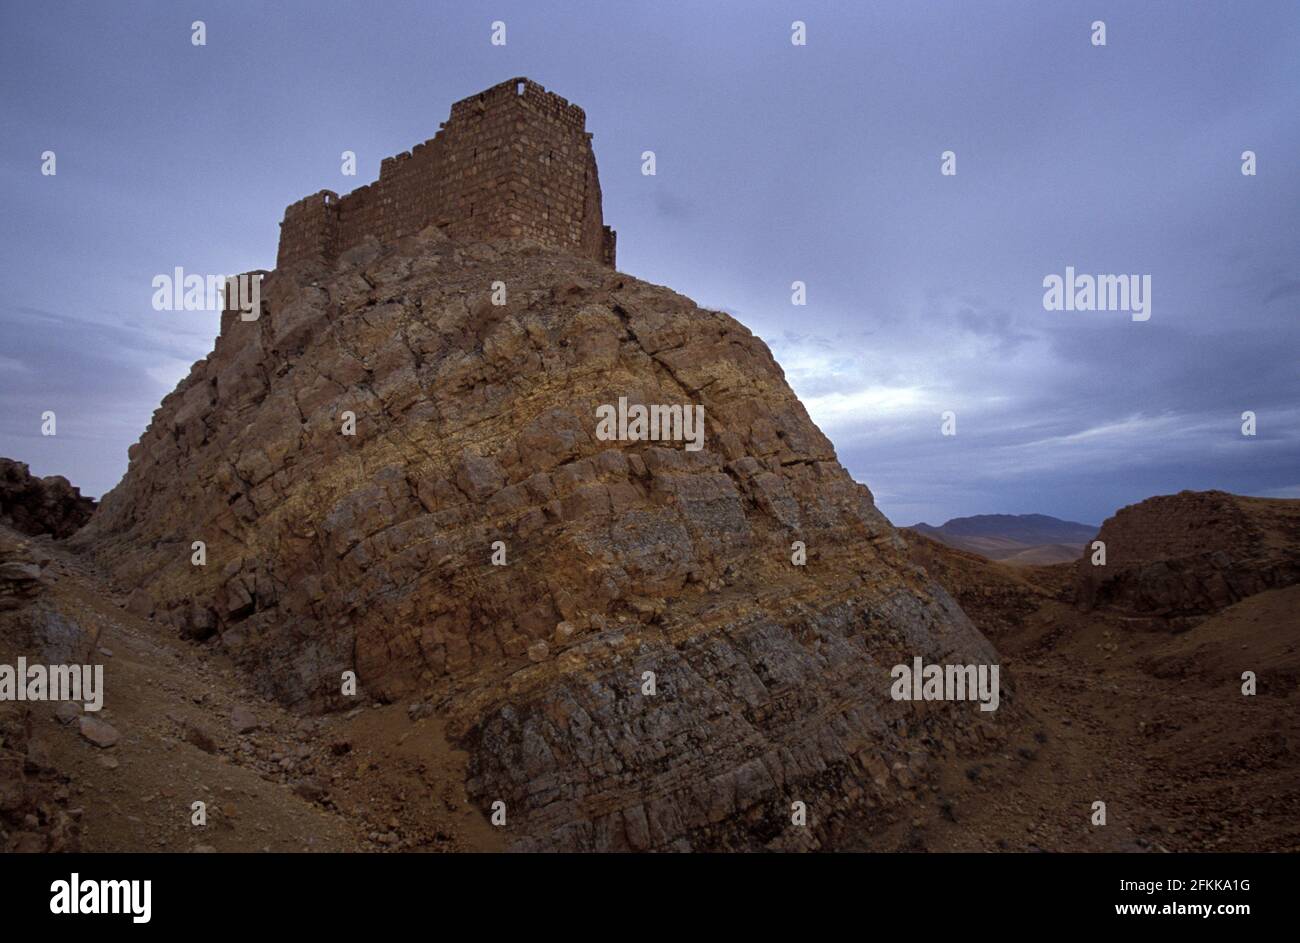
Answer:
(276, 78, 616, 269)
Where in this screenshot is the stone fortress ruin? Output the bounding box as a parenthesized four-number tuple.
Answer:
(275, 77, 617, 271)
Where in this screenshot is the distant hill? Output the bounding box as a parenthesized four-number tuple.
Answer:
(906, 513, 1097, 565)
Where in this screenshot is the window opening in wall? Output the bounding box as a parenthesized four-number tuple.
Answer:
(515, 80, 525, 96)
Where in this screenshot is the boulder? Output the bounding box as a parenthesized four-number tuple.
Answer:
(78, 716, 120, 749)
(0, 459, 95, 538)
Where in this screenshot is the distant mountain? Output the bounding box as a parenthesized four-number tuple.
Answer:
(907, 513, 1097, 565)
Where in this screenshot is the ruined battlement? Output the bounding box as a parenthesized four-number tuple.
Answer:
(276, 78, 616, 270)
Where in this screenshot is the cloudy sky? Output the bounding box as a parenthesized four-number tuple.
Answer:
(2, 1, 1296, 525)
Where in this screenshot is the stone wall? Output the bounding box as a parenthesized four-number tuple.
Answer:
(276, 78, 616, 269)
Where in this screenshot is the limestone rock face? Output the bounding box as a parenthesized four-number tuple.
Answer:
(1076, 490, 1300, 616)
(0, 459, 96, 539)
(76, 232, 999, 850)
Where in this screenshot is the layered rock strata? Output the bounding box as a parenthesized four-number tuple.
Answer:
(77, 227, 1003, 849)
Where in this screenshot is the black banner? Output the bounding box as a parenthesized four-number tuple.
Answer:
(0, 852, 1282, 931)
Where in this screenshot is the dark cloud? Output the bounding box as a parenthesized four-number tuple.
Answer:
(1263, 280, 1300, 305)
(1, 1, 1295, 520)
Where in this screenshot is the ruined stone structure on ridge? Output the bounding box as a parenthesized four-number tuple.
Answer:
(276, 77, 617, 270)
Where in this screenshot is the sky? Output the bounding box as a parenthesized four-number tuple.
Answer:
(1, 1, 1297, 526)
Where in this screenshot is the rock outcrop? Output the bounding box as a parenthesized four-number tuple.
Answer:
(1076, 490, 1300, 618)
(0, 458, 96, 539)
(0, 526, 84, 853)
(0, 530, 49, 612)
(72, 229, 1005, 850)
(0, 699, 82, 853)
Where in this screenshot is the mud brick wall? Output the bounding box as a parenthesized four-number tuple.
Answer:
(217, 269, 269, 336)
(277, 194, 338, 269)
(276, 78, 616, 269)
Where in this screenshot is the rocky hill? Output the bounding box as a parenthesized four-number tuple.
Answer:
(1076, 490, 1300, 618)
(72, 229, 1003, 851)
(10, 479, 1294, 853)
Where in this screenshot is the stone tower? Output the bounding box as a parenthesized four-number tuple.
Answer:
(276, 77, 617, 270)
